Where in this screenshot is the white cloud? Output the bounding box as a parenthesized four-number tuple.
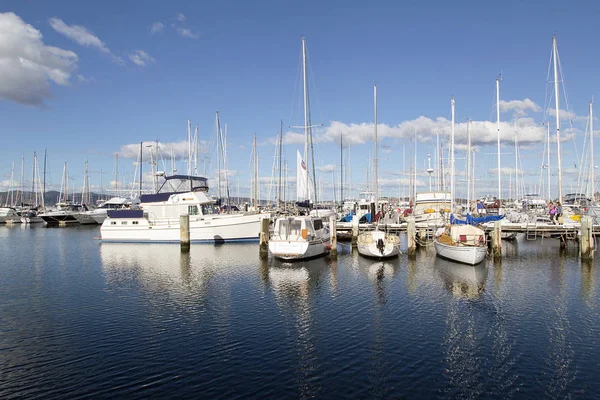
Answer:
(49, 17, 123, 64)
(317, 114, 547, 147)
(546, 107, 587, 124)
(150, 22, 164, 34)
(317, 164, 336, 173)
(499, 98, 541, 117)
(0, 12, 78, 106)
(49, 17, 109, 53)
(176, 13, 186, 22)
(176, 27, 199, 39)
(128, 50, 154, 67)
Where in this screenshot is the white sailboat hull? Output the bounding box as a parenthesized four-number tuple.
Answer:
(434, 240, 487, 265)
(101, 213, 264, 243)
(269, 237, 330, 261)
(357, 230, 399, 259)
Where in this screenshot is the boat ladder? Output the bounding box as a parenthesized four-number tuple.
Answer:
(526, 223, 537, 240)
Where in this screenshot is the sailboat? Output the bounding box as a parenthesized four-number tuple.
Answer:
(268, 37, 330, 261)
(434, 97, 487, 265)
(356, 85, 399, 259)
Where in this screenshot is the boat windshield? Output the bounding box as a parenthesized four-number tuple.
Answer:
(275, 218, 303, 240)
(158, 175, 208, 194)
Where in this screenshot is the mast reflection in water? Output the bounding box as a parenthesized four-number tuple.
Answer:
(1, 227, 600, 398)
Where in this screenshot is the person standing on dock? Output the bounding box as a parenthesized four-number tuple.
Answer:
(556, 201, 563, 224)
(548, 201, 556, 224)
(477, 200, 485, 216)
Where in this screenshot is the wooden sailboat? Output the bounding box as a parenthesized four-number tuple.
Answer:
(434, 97, 487, 265)
(269, 37, 330, 261)
(357, 85, 400, 259)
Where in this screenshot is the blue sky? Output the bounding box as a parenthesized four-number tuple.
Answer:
(1, 0, 599, 203)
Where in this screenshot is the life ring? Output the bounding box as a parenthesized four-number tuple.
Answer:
(172, 195, 179, 203)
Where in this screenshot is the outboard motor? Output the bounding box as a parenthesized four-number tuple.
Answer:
(376, 238, 385, 255)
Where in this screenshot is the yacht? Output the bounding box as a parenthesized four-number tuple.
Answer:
(100, 175, 267, 243)
(39, 203, 87, 226)
(75, 197, 133, 225)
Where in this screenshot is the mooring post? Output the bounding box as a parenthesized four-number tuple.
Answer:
(492, 220, 502, 257)
(407, 216, 416, 257)
(329, 215, 337, 259)
(180, 214, 190, 252)
(351, 215, 359, 248)
(580, 216, 594, 260)
(259, 218, 270, 258)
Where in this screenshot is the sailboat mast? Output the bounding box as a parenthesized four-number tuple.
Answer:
(302, 37, 309, 201)
(450, 97, 455, 213)
(514, 120, 519, 202)
(43, 148, 46, 204)
(115, 153, 119, 195)
(139, 142, 142, 197)
(496, 76, 502, 208)
(340, 134, 343, 205)
(553, 35, 563, 203)
(278, 120, 283, 207)
(216, 112, 222, 200)
(187, 119, 192, 176)
(253, 133, 258, 209)
(547, 122, 551, 200)
(590, 100, 595, 200)
(467, 119, 472, 210)
(373, 84, 378, 213)
(31, 152, 36, 205)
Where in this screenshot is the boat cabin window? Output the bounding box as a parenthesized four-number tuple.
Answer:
(201, 204, 216, 215)
(189, 205, 199, 215)
(313, 218, 323, 231)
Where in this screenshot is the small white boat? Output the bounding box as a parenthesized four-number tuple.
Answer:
(434, 224, 487, 265)
(0, 207, 22, 224)
(268, 216, 330, 261)
(75, 197, 132, 225)
(357, 229, 399, 259)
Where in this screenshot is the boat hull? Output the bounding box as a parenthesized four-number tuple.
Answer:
(357, 231, 400, 259)
(434, 240, 487, 265)
(39, 212, 79, 226)
(100, 213, 265, 243)
(74, 212, 101, 225)
(269, 237, 330, 261)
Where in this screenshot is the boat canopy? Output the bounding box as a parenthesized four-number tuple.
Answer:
(449, 224, 485, 245)
(450, 213, 504, 225)
(158, 175, 208, 194)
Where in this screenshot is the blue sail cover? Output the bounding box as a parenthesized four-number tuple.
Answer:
(339, 211, 355, 222)
(450, 213, 504, 225)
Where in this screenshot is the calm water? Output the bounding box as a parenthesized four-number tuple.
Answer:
(1, 225, 599, 399)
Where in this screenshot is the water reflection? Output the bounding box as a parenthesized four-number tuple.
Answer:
(546, 250, 575, 398)
(435, 258, 488, 299)
(267, 258, 329, 399)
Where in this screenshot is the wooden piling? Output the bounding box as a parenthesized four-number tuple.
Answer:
(406, 216, 416, 257)
(329, 215, 337, 259)
(180, 214, 190, 252)
(492, 220, 501, 257)
(580, 216, 594, 260)
(351, 215, 359, 248)
(259, 218, 270, 258)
